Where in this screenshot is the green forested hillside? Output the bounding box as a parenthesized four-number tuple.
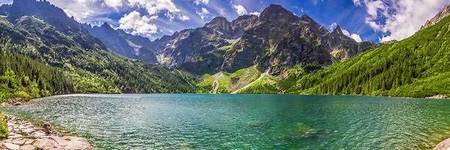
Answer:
(0, 15, 196, 101)
(0, 43, 72, 102)
(286, 15, 450, 98)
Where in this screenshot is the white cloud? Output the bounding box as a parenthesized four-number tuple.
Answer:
(104, 0, 124, 9)
(47, 0, 113, 22)
(342, 29, 363, 42)
(193, 0, 209, 5)
(196, 7, 210, 20)
(48, 0, 188, 23)
(119, 11, 158, 37)
(352, 0, 362, 6)
(355, 0, 449, 42)
(0, 0, 12, 6)
(127, 0, 180, 17)
(47, 0, 191, 39)
(179, 15, 190, 21)
(126, 0, 190, 22)
(233, 4, 248, 16)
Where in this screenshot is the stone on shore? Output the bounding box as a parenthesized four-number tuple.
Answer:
(426, 95, 448, 99)
(3, 143, 19, 150)
(0, 116, 94, 150)
(434, 138, 450, 150)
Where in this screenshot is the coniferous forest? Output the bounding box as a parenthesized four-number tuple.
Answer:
(0, 43, 72, 101)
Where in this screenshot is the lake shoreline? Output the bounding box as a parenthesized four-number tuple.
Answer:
(2, 94, 450, 149)
(0, 115, 93, 150)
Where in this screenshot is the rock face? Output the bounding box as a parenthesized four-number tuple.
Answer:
(87, 23, 158, 64)
(423, 4, 450, 29)
(0, 0, 106, 51)
(0, 116, 93, 150)
(149, 4, 374, 75)
(149, 15, 253, 74)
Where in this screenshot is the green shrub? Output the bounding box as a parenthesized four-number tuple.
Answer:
(0, 113, 8, 139)
(14, 91, 32, 99)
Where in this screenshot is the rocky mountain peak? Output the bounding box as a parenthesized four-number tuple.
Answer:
(260, 4, 298, 23)
(205, 16, 231, 30)
(232, 15, 258, 30)
(206, 17, 230, 26)
(261, 4, 291, 15)
(208, 17, 229, 24)
(100, 22, 111, 28)
(2, 0, 82, 32)
(332, 25, 344, 35)
(99, 23, 115, 31)
(423, 4, 450, 29)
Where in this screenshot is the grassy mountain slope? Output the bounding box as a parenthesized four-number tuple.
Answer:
(286, 15, 450, 98)
(197, 65, 309, 94)
(197, 66, 262, 93)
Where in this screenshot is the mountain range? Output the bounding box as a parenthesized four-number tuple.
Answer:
(137, 5, 374, 75)
(0, 0, 449, 100)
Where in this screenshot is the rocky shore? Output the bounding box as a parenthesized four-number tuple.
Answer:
(0, 116, 93, 150)
(425, 95, 448, 99)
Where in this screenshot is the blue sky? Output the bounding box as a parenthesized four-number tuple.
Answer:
(2, 0, 449, 42)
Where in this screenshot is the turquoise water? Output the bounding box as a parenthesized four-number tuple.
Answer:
(3, 94, 450, 149)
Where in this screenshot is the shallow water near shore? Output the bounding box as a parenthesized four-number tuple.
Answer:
(2, 94, 450, 149)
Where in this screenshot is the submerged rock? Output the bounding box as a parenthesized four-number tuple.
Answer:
(295, 122, 318, 137)
(180, 142, 195, 150)
(247, 120, 270, 128)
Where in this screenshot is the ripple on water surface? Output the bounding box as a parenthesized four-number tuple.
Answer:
(3, 94, 450, 149)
